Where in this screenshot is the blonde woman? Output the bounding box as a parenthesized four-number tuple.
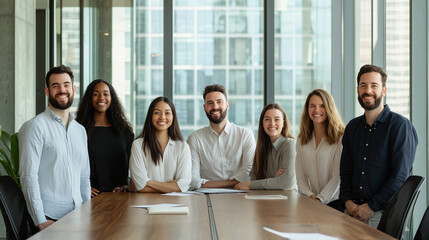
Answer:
(235, 103, 297, 190)
(295, 89, 344, 207)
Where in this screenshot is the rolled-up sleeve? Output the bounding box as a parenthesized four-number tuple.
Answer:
(187, 134, 207, 189)
(231, 128, 255, 182)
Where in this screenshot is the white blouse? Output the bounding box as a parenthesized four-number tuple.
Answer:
(295, 135, 342, 204)
(129, 138, 192, 192)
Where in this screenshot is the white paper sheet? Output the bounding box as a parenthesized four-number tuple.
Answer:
(148, 206, 189, 215)
(162, 191, 203, 196)
(195, 188, 247, 194)
(131, 203, 187, 209)
(263, 227, 340, 240)
(245, 194, 287, 200)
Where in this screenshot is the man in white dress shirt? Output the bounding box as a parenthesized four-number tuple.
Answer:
(187, 84, 256, 189)
(19, 65, 91, 230)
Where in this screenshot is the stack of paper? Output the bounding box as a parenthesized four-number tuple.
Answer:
(245, 194, 288, 200)
(148, 206, 189, 215)
(195, 188, 247, 194)
(132, 203, 189, 215)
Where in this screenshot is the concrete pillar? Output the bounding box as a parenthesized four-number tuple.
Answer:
(0, 0, 36, 237)
(0, 0, 36, 134)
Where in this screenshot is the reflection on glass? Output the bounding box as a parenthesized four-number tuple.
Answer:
(62, 5, 80, 114)
(386, 0, 410, 118)
(135, 1, 164, 131)
(274, 0, 331, 136)
(358, 0, 371, 66)
(173, 1, 263, 139)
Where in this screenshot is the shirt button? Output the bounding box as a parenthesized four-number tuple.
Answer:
(369, 129, 372, 132)
(365, 143, 368, 146)
(364, 157, 366, 160)
(360, 186, 362, 189)
(362, 172, 364, 174)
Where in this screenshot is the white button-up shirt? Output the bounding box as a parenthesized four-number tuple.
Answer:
(19, 107, 91, 225)
(187, 121, 256, 189)
(129, 138, 192, 192)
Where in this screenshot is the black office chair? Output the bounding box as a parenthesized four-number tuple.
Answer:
(414, 205, 429, 240)
(0, 176, 37, 240)
(377, 175, 425, 239)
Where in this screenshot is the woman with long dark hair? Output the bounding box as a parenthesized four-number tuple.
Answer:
(295, 89, 344, 205)
(129, 97, 191, 193)
(234, 103, 297, 190)
(76, 79, 134, 197)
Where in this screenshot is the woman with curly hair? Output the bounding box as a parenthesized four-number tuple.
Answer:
(295, 89, 344, 207)
(76, 79, 134, 197)
(129, 97, 191, 193)
(234, 103, 297, 190)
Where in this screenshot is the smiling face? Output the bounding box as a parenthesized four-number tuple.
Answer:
(263, 109, 284, 143)
(357, 72, 386, 111)
(45, 73, 76, 110)
(203, 91, 229, 124)
(91, 82, 111, 114)
(152, 101, 173, 132)
(308, 95, 327, 125)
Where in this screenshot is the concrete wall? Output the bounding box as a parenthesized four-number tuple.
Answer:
(0, 0, 36, 237)
(0, 0, 36, 134)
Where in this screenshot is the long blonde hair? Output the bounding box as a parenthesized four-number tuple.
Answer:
(298, 89, 344, 145)
(253, 103, 293, 180)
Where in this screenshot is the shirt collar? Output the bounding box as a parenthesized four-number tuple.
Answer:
(272, 135, 286, 150)
(360, 104, 390, 127)
(45, 107, 74, 125)
(209, 120, 231, 135)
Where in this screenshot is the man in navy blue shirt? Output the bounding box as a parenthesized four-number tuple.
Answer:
(339, 64, 418, 228)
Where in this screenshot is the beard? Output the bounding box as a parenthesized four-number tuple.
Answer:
(48, 92, 74, 110)
(358, 94, 382, 110)
(205, 108, 227, 124)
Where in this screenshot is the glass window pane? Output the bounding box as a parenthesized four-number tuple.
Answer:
(274, 1, 331, 137)
(62, 5, 80, 114)
(386, 0, 410, 118)
(135, 2, 164, 131)
(174, 1, 264, 138)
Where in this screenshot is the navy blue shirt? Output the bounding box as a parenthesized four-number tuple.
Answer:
(339, 105, 417, 211)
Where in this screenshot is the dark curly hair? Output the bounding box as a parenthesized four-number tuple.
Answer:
(76, 79, 133, 139)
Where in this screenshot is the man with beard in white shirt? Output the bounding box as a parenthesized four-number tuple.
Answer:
(19, 65, 91, 230)
(187, 84, 256, 189)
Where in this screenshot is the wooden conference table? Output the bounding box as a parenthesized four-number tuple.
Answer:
(30, 190, 394, 240)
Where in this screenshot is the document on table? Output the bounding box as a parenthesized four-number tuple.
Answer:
(245, 194, 288, 200)
(131, 203, 187, 209)
(263, 227, 340, 240)
(195, 188, 247, 194)
(131, 203, 189, 215)
(148, 206, 189, 215)
(162, 191, 203, 196)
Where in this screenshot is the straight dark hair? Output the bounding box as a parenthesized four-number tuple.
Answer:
(45, 65, 74, 87)
(253, 103, 293, 180)
(138, 97, 183, 165)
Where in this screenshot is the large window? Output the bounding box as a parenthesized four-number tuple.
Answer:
(385, 0, 410, 118)
(135, 1, 163, 132)
(274, 0, 331, 135)
(173, 0, 264, 138)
